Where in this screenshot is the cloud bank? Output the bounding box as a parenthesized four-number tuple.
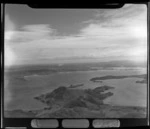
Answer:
(5, 4, 147, 66)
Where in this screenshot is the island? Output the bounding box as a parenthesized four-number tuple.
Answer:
(90, 74, 147, 82)
(5, 85, 146, 118)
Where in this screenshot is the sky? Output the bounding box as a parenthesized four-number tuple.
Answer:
(4, 4, 147, 66)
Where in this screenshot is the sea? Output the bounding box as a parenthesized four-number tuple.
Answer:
(4, 68, 147, 110)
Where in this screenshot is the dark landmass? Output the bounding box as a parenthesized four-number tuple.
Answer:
(5, 104, 146, 118)
(5, 85, 146, 118)
(34, 105, 146, 118)
(68, 84, 84, 88)
(90, 74, 147, 82)
(34, 85, 114, 108)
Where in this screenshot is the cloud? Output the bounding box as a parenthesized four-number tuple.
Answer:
(5, 15, 16, 41)
(5, 15, 16, 31)
(5, 24, 56, 43)
(22, 24, 53, 32)
(88, 4, 146, 25)
(5, 4, 147, 65)
(79, 4, 147, 62)
(81, 4, 147, 38)
(5, 15, 17, 66)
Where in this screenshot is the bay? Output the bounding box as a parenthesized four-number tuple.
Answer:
(4, 68, 147, 110)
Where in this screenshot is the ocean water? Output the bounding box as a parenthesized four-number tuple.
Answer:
(4, 69, 147, 110)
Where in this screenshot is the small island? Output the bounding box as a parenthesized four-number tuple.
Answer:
(68, 83, 84, 88)
(136, 79, 147, 84)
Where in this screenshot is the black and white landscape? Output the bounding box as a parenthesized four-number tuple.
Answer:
(4, 4, 147, 118)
